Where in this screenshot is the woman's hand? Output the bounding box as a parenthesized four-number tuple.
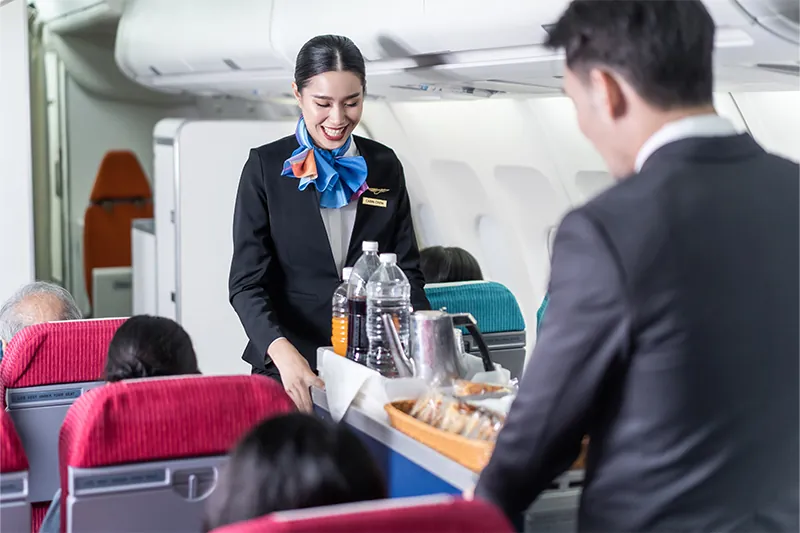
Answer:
(268, 338, 324, 412)
(463, 485, 475, 501)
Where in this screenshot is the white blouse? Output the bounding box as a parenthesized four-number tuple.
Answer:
(319, 140, 360, 277)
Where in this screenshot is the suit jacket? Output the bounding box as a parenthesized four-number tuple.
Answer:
(229, 134, 430, 372)
(475, 134, 799, 532)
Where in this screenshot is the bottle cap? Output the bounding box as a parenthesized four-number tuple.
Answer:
(379, 253, 397, 264)
(362, 241, 379, 252)
(342, 267, 353, 281)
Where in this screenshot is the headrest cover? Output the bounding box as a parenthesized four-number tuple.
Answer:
(0, 319, 126, 398)
(89, 151, 152, 203)
(60, 375, 295, 469)
(0, 410, 28, 473)
(207, 497, 514, 533)
(424, 281, 525, 333)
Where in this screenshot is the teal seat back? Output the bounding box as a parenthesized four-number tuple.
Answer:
(424, 281, 525, 334)
(536, 293, 549, 335)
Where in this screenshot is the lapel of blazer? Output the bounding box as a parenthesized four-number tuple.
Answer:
(285, 163, 338, 276)
(346, 137, 388, 266)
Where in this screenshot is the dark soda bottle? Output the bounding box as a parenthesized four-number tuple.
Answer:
(346, 241, 380, 365)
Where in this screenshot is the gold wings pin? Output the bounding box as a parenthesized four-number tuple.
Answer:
(368, 188, 390, 195)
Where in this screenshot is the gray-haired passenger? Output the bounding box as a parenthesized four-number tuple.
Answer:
(0, 281, 82, 361)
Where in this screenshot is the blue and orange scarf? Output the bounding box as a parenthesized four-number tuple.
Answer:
(281, 117, 368, 209)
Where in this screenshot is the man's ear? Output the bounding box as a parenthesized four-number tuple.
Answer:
(588, 68, 627, 123)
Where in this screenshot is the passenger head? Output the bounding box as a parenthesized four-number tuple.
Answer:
(420, 246, 484, 284)
(104, 315, 200, 382)
(545, 0, 716, 178)
(203, 413, 387, 532)
(292, 34, 366, 151)
(0, 281, 82, 348)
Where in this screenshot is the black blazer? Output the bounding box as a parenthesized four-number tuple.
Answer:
(476, 134, 799, 531)
(229, 134, 430, 373)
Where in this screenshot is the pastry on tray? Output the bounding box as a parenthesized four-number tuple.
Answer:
(452, 379, 514, 398)
(406, 390, 506, 443)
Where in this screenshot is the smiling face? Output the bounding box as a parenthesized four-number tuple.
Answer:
(293, 70, 364, 151)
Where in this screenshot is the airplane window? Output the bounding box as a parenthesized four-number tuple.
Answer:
(494, 165, 568, 304)
(574, 170, 614, 201)
(476, 214, 515, 283)
(397, 157, 425, 207)
(415, 204, 443, 248)
(429, 159, 492, 263)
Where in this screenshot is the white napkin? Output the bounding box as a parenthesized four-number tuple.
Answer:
(319, 348, 384, 422)
(317, 347, 515, 422)
(460, 351, 512, 385)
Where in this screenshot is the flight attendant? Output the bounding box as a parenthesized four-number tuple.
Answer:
(229, 35, 430, 412)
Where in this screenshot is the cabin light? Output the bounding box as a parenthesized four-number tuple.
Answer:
(397, 84, 501, 98)
(714, 28, 755, 48)
(754, 63, 800, 76)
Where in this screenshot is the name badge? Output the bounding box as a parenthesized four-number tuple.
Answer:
(362, 197, 387, 208)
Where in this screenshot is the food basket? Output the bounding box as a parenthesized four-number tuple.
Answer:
(385, 400, 493, 473)
(385, 400, 590, 474)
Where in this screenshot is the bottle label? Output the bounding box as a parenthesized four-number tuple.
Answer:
(346, 298, 369, 363)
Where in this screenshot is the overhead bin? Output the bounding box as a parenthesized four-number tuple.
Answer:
(735, 0, 800, 42)
(269, 0, 568, 63)
(115, 0, 291, 92)
(269, 0, 570, 96)
(115, 0, 799, 100)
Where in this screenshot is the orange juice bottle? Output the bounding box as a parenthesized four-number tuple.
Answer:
(331, 267, 353, 356)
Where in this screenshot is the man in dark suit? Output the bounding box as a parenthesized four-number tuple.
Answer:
(474, 2, 799, 531)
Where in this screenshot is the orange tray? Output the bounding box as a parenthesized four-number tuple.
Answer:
(385, 400, 494, 473)
(384, 400, 589, 474)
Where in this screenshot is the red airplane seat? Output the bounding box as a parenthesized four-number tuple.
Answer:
(0, 318, 126, 505)
(59, 375, 295, 533)
(1, 409, 32, 532)
(207, 495, 515, 533)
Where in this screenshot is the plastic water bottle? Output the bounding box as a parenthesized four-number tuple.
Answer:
(346, 241, 381, 365)
(331, 266, 353, 357)
(366, 253, 411, 377)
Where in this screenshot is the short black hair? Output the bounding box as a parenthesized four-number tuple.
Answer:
(420, 246, 484, 284)
(202, 413, 387, 532)
(544, 0, 715, 109)
(104, 315, 200, 382)
(295, 35, 367, 93)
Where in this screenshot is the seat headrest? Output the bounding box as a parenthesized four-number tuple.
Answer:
(207, 496, 514, 533)
(60, 375, 295, 470)
(0, 319, 126, 399)
(424, 281, 525, 333)
(536, 293, 550, 334)
(0, 410, 28, 473)
(89, 151, 152, 203)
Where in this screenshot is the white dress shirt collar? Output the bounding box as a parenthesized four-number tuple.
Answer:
(635, 114, 738, 172)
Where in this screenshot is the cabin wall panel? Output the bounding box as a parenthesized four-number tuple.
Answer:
(362, 98, 574, 344)
(0, 0, 35, 303)
(730, 91, 800, 162)
(64, 76, 200, 315)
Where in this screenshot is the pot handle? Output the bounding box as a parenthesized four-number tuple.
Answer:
(450, 313, 493, 372)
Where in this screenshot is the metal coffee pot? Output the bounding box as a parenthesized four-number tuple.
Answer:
(381, 310, 493, 384)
